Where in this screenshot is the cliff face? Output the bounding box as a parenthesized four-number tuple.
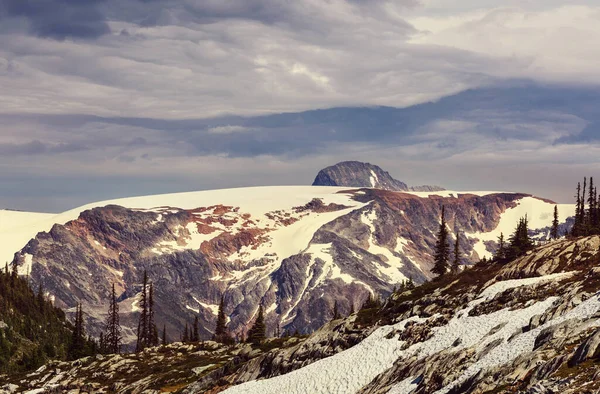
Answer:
(9, 187, 569, 348)
(312, 161, 444, 192)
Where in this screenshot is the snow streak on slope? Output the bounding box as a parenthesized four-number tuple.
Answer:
(222, 273, 581, 394)
(466, 197, 576, 259)
(361, 207, 408, 284)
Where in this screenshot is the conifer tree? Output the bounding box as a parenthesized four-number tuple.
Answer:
(332, 301, 341, 320)
(581, 177, 587, 230)
(495, 233, 506, 260)
(105, 283, 122, 354)
(148, 282, 157, 346)
(432, 206, 450, 276)
(182, 323, 190, 343)
(452, 235, 461, 273)
(68, 304, 86, 360)
(588, 177, 595, 229)
(162, 324, 167, 346)
(136, 271, 149, 352)
(247, 305, 266, 345)
(551, 206, 559, 240)
(36, 284, 45, 313)
(213, 295, 234, 344)
(573, 181, 582, 236)
(506, 216, 533, 260)
(99, 332, 106, 354)
(192, 316, 200, 342)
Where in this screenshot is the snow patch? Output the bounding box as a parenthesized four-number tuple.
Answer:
(18, 253, 33, 276)
(361, 208, 408, 283)
(223, 273, 579, 394)
(466, 197, 576, 259)
(370, 170, 379, 188)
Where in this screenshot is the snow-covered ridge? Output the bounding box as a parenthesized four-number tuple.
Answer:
(0, 186, 357, 265)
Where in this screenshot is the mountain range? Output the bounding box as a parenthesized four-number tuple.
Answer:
(0, 163, 575, 349)
(8, 234, 600, 393)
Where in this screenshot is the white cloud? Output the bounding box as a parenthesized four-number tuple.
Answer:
(207, 125, 250, 134)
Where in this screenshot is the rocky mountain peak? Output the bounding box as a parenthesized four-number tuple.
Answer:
(312, 161, 444, 192)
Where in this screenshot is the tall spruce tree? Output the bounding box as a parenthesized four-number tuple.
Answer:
(581, 177, 587, 229)
(452, 235, 461, 273)
(68, 304, 87, 360)
(432, 206, 450, 276)
(148, 282, 158, 347)
(182, 323, 190, 343)
(495, 233, 506, 260)
(192, 316, 200, 342)
(506, 216, 533, 260)
(573, 182, 583, 237)
(105, 283, 122, 354)
(332, 301, 341, 320)
(247, 305, 266, 345)
(135, 271, 149, 352)
(551, 205, 559, 240)
(213, 295, 231, 344)
(162, 324, 167, 346)
(588, 177, 595, 230)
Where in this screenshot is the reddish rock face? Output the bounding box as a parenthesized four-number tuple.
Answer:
(11, 190, 562, 347)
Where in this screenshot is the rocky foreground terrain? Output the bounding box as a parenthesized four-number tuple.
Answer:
(6, 235, 600, 393)
(6, 186, 571, 346)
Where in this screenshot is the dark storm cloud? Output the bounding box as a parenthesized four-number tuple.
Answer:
(0, 0, 110, 39)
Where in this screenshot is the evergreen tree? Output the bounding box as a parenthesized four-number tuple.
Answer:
(247, 305, 266, 345)
(332, 301, 341, 320)
(591, 185, 600, 234)
(361, 293, 382, 309)
(495, 233, 506, 260)
(148, 282, 157, 346)
(213, 295, 233, 344)
(36, 284, 45, 313)
(68, 304, 87, 360)
(99, 332, 106, 354)
(162, 324, 167, 346)
(105, 283, 122, 354)
(136, 271, 149, 352)
(506, 216, 533, 260)
(588, 177, 595, 230)
(551, 206, 559, 240)
(432, 206, 450, 276)
(192, 316, 200, 342)
(573, 182, 582, 236)
(182, 323, 190, 343)
(452, 234, 461, 273)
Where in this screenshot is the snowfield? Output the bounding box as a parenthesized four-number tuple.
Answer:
(465, 196, 576, 259)
(0, 186, 359, 266)
(222, 273, 591, 394)
(1, 187, 574, 270)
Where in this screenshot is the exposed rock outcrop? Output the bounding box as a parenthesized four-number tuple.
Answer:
(312, 161, 444, 191)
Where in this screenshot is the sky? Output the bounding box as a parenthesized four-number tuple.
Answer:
(1, 0, 600, 212)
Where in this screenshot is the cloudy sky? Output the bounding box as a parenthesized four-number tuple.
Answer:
(1, 0, 600, 212)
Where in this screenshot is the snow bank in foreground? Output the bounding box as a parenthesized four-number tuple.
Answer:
(223, 273, 580, 394)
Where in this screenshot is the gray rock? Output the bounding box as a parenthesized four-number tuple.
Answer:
(569, 328, 600, 366)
